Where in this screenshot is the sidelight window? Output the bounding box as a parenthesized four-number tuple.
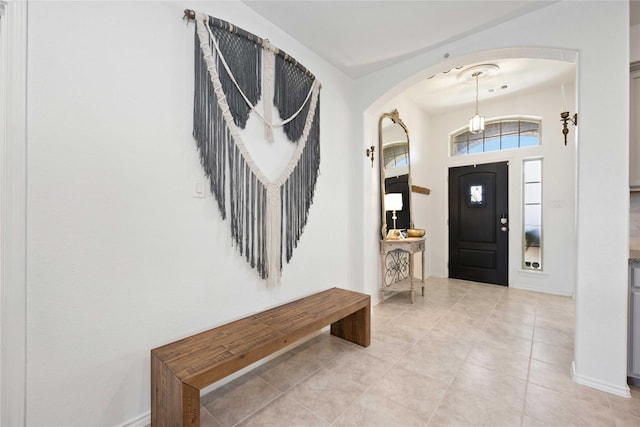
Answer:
(523, 158, 542, 270)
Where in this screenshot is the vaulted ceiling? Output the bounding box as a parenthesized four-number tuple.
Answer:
(243, 1, 558, 78)
(243, 1, 637, 79)
(242, 1, 637, 112)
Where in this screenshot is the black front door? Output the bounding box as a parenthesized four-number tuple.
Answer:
(449, 161, 509, 285)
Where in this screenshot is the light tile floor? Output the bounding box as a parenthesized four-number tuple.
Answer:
(199, 277, 640, 426)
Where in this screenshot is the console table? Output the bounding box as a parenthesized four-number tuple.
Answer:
(380, 237, 425, 303)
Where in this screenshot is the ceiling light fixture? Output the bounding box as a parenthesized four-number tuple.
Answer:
(469, 71, 485, 134)
(458, 64, 500, 135)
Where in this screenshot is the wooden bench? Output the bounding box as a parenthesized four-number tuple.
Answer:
(150, 287, 370, 427)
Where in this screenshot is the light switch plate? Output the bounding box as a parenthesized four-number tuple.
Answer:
(193, 179, 205, 198)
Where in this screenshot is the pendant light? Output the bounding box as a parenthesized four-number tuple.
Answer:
(458, 64, 499, 134)
(469, 71, 485, 134)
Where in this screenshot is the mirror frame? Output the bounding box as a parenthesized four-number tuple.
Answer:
(379, 109, 413, 238)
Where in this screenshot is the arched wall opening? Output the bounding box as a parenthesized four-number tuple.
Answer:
(362, 46, 578, 302)
(353, 0, 630, 397)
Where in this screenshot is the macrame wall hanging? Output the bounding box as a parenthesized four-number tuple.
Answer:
(188, 10, 321, 286)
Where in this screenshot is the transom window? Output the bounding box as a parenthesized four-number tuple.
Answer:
(451, 119, 541, 156)
(384, 143, 409, 169)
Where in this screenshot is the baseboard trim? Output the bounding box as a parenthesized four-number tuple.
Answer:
(510, 282, 573, 297)
(119, 412, 150, 427)
(628, 376, 640, 388)
(572, 361, 632, 398)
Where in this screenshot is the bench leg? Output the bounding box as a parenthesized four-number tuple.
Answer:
(152, 353, 200, 427)
(182, 383, 200, 427)
(330, 304, 370, 347)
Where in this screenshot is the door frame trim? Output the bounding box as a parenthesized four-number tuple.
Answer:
(1, 1, 28, 425)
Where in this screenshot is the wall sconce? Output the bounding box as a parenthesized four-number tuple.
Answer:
(366, 145, 375, 168)
(560, 111, 578, 146)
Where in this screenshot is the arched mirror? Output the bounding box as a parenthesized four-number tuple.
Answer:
(379, 109, 413, 238)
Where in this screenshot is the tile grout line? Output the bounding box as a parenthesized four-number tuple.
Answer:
(425, 285, 496, 426)
(226, 366, 321, 427)
(328, 326, 419, 426)
(200, 405, 223, 427)
(423, 292, 462, 426)
(520, 299, 537, 427)
(479, 286, 531, 426)
(205, 279, 616, 427)
(328, 309, 415, 426)
(228, 378, 285, 427)
(328, 361, 394, 426)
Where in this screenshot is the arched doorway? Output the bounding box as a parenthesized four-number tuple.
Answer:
(363, 48, 578, 301)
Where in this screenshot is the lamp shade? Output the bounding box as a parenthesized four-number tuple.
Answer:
(469, 113, 485, 134)
(385, 193, 403, 211)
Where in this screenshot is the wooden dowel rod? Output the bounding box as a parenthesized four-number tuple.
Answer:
(181, 9, 319, 83)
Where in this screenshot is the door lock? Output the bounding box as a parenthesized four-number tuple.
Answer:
(500, 214, 508, 231)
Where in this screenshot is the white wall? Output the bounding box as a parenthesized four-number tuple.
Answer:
(355, 1, 630, 397)
(632, 24, 640, 62)
(364, 94, 432, 300)
(0, 2, 28, 427)
(630, 23, 639, 248)
(420, 82, 576, 296)
(26, 2, 356, 425)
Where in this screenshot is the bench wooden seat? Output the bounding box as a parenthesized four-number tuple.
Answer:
(151, 287, 370, 427)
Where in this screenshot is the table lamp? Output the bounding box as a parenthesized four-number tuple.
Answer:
(385, 193, 403, 239)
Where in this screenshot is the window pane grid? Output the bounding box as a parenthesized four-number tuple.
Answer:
(451, 119, 540, 156)
(384, 145, 409, 168)
(523, 158, 542, 270)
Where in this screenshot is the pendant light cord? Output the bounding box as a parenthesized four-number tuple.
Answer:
(474, 72, 480, 115)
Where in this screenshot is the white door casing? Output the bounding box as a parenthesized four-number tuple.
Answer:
(0, 0, 28, 425)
